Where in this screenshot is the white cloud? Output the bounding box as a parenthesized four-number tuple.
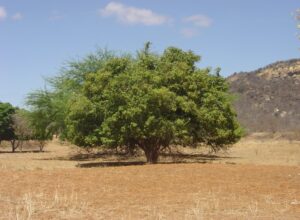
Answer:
(12, 12, 23, 21)
(183, 14, 213, 27)
(0, 6, 7, 21)
(100, 2, 170, 26)
(181, 28, 199, 38)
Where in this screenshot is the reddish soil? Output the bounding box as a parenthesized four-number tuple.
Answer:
(0, 163, 299, 219)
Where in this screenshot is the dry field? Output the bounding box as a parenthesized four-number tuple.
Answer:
(0, 134, 299, 219)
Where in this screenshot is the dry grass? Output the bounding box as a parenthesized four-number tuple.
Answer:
(0, 140, 78, 170)
(0, 133, 299, 170)
(0, 189, 89, 220)
(0, 134, 299, 219)
(218, 133, 300, 166)
(0, 164, 299, 219)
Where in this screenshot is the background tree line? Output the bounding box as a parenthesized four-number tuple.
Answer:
(0, 102, 51, 152)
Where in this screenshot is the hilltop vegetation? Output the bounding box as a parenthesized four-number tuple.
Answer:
(228, 59, 300, 133)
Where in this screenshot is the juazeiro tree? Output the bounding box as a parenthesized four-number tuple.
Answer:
(66, 44, 242, 163)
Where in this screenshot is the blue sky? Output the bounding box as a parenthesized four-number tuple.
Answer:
(0, 0, 299, 107)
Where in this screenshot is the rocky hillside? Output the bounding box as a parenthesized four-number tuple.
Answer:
(228, 59, 300, 133)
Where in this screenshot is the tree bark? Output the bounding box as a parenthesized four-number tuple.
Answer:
(143, 146, 160, 164)
(38, 141, 45, 152)
(19, 141, 24, 152)
(10, 140, 19, 153)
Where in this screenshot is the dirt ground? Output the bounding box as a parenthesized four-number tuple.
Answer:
(0, 135, 299, 219)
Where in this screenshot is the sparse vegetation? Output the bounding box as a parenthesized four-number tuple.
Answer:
(10, 109, 32, 152)
(228, 59, 300, 133)
(0, 137, 299, 219)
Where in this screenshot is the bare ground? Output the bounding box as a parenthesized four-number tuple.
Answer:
(0, 135, 299, 219)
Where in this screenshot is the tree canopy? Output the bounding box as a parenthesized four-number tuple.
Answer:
(27, 44, 242, 163)
(0, 102, 33, 152)
(0, 102, 15, 142)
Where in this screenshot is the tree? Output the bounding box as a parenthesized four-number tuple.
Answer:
(25, 49, 115, 142)
(65, 44, 242, 163)
(10, 109, 32, 152)
(0, 102, 15, 146)
(26, 90, 55, 151)
(26, 49, 115, 151)
(0, 102, 33, 152)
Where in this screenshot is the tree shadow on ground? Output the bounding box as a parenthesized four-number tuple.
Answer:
(69, 151, 132, 161)
(77, 161, 146, 168)
(160, 152, 233, 160)
(0, 150, 47, 154)
(39, 151, 134, 161)
(75, 152, 239, 168)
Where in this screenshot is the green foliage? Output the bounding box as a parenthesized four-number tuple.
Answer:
(0, 103, 32, 152)
(26, 90, 55, 142)
(0, 102, 15, 142)
(48, 48, 115, 92)
(65, 44, 242, 163)
(12, 109, 32, 141)
(26, 49, 115, 141)
(26, 44, 242, 163)
(65, 95, 103, 147)
(50, 49, 115, 139)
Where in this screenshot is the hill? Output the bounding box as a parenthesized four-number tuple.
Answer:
(228, 59, 300, 133)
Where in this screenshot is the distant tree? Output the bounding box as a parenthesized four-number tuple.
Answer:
(0, 102, 34, 152)
(26, 90, 55, 151)
(66, 44, 242, 163)
(11, 110, 32, 152)
(0, 102, 15, 146)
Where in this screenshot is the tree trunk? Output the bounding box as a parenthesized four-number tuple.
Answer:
(12, 141, 16, 153)
(10, 140, 18, 153)
(19, 141, 24, 152)
(39, 141, 45, 152)
(143, 146, 160, 164)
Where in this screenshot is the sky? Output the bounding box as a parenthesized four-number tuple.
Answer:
(0, 0, 299, 107)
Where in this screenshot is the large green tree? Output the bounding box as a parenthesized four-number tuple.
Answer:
(65, 44, 242, 163)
